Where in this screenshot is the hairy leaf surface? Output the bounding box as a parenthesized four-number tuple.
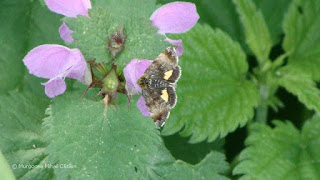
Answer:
(283, 0, 320, 80)
(234, 116, 320, 179)
(162, 24, 259, 143)
(44, 93, 229, 179)
(234, 0, 272, 63)
(67, 0, 169, 66)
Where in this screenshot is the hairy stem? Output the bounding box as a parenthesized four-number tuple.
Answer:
(255, 85, 269, 123)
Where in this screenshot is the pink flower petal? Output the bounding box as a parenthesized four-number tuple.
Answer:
(81, 0, 92, 9)
(42, 77, 67, 98)
(123, 59, 153, 95)
(23, 45, 87, 81)
(165, 38, 183, 57)
(59, 23, 74, 43)
(78, 65, 93, 85)
(45, 0, 91, 17)
(65, 54, 87, 82)
(150, 2, 199, 34)
(137, 96, 150, 116)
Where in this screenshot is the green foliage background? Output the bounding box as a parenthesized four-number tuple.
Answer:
(1, 0, 320, 179)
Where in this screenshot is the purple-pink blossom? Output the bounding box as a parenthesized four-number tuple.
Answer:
(23, 45, 91, 98)
(124, 2, 199, 116)
(22, 1, 93, 98)
(151, 2, 199, 56)
(124, 60, 153, 116)
(150, 2, 199, 35)
(45, 0, 92, 43)
(45, 0, 91, 17)
(123, 59, 153, 95)
(59, 23, 74, 43)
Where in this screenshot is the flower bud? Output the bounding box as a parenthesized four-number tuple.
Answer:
(103, 69, 119, 93)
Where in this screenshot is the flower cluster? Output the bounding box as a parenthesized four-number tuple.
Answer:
(23, 0, 93, 98)
(22, 0, 199, 115)
(124, 2, 199, 115)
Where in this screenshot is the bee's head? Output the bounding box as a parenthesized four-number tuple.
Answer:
(137, 75, 149, 89)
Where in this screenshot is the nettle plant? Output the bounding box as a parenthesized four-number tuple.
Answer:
(1, 0, 320, 179)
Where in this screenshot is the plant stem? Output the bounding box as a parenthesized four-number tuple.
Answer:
(255, 85, 269, 123)
(255, 104, 268, 123)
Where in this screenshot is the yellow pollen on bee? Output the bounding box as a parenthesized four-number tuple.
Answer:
(161, 89, 169, 102)
(164, 70, 173, 80)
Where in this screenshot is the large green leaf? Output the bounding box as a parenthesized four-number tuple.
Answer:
(67, 0, 169, 66)
(0, 0, 63, 94)
(283, 0, 320, 80)
(43, 92, 229, 179)
(234, 115, 320, 179)
(0, 91, 53, 179)
(161, 24, 259, 143)
(234, 0, 272, 63)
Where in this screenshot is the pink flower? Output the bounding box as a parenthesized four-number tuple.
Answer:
(22, 1, 93, 98)
(23, 45, 91, 98)
(123, 60, 153, 95)
(123, 60, 152, 116)
(45, 0, 92, 43)
(150, 2, 199, 56)
(124, 2, 199, 116)
(59, 23, 74, 44)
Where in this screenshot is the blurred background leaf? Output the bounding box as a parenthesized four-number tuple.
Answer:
(0, 0, 63, 94)
(0, 91, 53, 179)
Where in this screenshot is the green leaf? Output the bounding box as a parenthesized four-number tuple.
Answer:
(163, 133, 224, 165)
(283, 0, 320, 80)
(234, 115, 320, 179)
(276, 66, 320, 114)
(152, 152, 229, 180)
(161, 24, 259, 143)
(0, 91, 53, 179)
(252, 0, 291, 44)
(0, 0, 63, 94)
(0, 151, 15, 180)
(233, 0, 272, 63)
(66, 0, 169, 66)
(43, 92, 229, 179)
(65, 8, 118, 63)
(0, 0, 29, 93)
